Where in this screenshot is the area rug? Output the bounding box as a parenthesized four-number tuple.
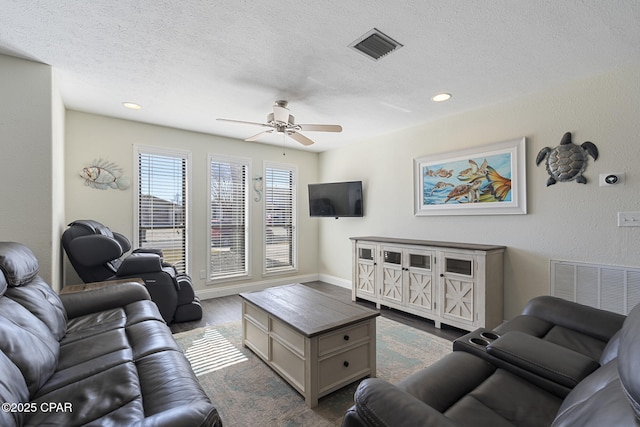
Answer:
(173, 316, 452, 426)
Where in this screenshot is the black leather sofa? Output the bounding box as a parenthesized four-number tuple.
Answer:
(0, 242, 221, 427)
(62, 219, 202, 324)
(343, 296, 638, 426)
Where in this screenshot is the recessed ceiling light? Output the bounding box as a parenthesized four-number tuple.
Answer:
(122, 102, 142, 110)
(432, 93, 452, 102)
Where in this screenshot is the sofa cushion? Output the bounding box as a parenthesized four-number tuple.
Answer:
(521, 296, 625, 342)
(542, 325, 607, 361)
(0, 242, 40, 286)
(494, 314, 553, 337)
(136, 349, 215, 421)
(0, 350, 30, 427)
(4, 276, 67, 340)
(0, 298, 59, 396)
(24, 297, 199, 426)
(445, 368, 562, 427)
(27, 359, 145, 426)
(398, 351, 497, 412)
(495, 314, 610, 361)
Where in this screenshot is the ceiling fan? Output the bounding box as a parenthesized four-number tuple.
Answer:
(216, 100, 342, 146)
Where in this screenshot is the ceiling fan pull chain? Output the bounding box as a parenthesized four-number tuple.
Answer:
(282, 130, 286, 156)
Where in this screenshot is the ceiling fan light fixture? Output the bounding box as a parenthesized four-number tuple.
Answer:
(273, 100, 290, 124)
(432, 93, 452, 102)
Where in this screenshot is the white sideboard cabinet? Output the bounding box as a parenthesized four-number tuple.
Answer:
(351, 236, 505, 331)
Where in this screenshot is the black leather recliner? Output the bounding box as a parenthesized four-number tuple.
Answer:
(343, 297, 637, 426)
(62, 219, 202, 323)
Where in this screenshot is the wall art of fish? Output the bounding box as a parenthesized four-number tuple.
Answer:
(80, 159, 129, 190)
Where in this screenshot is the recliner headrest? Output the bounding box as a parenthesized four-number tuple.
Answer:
(618, 302, 640, 420)
(0, 242, 40, 287)
(68, 220, 114, 238)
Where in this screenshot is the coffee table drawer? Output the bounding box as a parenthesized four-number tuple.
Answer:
(272, 338, 305, 391)
(318, 322, 372, 356)
(244, 318, 269, 359)
(245, 302, 269, 329)
(272, 318, 305, 356)
(318, 343, 371, 392)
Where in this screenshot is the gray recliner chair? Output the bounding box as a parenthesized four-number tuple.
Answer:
(62, 219, 202, 323)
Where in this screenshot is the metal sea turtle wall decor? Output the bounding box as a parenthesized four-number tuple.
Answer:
(535, 132, 598, 186)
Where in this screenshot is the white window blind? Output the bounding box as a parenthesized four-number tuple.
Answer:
(209, 156, 249, 280)
(136, 148, 189, 274)
(264, 164, 296, 272)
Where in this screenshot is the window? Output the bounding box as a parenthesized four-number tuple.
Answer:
(209, 155, 249, 280)
(264, 163, 297, 272)
(135, 146, 190, 274)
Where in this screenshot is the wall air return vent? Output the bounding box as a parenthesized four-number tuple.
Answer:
(349, 28, 403, 61)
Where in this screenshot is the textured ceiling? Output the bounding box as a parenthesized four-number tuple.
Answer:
(1, 1, 639, 152)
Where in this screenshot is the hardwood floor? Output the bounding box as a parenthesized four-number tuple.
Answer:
(171, 281, 466, 342)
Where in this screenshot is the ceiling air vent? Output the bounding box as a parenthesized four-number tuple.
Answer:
(349, 28, 403, 61)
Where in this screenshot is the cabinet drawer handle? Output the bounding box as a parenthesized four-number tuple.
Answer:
(343, 361, 350, 368)
(344, 335, 350, 341)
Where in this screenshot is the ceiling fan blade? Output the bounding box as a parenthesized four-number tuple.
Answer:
(245, 129, 273, 141)
(298, 124, 342, 132)
(217, 118, 270, 127)
(288, 131, 315, 146)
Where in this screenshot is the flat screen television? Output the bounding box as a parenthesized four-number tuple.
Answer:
(308, 181, 363, 218)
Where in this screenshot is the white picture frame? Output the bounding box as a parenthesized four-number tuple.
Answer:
(414, 137, 527, 216)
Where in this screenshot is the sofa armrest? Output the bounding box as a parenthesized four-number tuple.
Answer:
(522, 296, 625, 341)
(60, 282, 151, 319)
(486, 331, 600, 388)
(132, 401, 221, 427)
(350, 378, 457, 427)
(116, 253, 164, 276)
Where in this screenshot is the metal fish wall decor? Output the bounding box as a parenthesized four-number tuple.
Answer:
(80, 159, 129, 190)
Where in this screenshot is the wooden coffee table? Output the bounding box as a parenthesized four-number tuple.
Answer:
(240, 284, 379, 407)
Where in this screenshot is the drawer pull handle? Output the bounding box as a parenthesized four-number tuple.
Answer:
(343, 361, 350, 368)
(344, 335, 350, 341)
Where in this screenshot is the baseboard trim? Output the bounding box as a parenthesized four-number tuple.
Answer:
(196, 273, 321, 300)
(317, 274, 351, 289)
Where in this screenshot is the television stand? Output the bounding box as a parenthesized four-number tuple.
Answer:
(351, 236, 505, 331)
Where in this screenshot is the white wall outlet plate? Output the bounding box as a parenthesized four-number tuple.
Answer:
(600, 172, 625, 187)
(618, 212, 640, 227)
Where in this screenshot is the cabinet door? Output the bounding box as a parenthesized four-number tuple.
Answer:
(439, 253, 475, 325)
(355, 243, 377, 298)
(407, 249, 435, 312)
(381, 247, 403, 304)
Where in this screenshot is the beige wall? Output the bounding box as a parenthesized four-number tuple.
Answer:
(5, 52, 640, 321)
(318, 65, 640, 320)
(64, 111, 319, 294)
(0, 54, 65, 289)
